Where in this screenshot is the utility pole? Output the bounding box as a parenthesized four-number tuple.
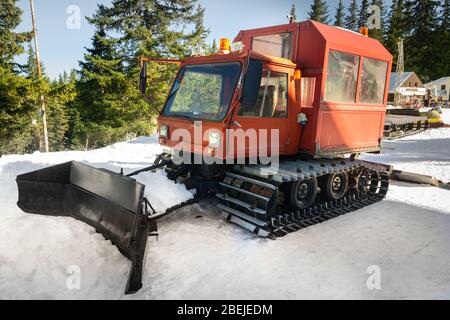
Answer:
(29, 0, 49, 153)
(394, 38, 404, 108)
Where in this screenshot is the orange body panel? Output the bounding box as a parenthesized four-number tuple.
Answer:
(315, 104, 385, 155)
(158, 20, 393, 159)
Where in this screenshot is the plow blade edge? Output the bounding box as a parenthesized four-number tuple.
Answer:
(16, 161, 155, 295)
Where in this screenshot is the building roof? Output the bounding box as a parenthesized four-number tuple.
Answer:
(424, 76, 450, 88)
(388, 72, 423, 93)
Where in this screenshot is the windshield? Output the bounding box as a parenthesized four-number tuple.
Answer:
(163, 62, 242, 121)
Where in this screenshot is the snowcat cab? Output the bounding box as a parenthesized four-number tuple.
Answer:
(16, 20, 393, 294)
(143, 51, 298, 169)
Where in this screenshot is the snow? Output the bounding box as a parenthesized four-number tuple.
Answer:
(1, 111, 450, 300)
(362, 111, 450, 183)
(441, 108, 450, 125)
(134, 171, 194, 213)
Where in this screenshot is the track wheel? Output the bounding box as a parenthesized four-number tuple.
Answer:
(321, 172, 349, 201)
(354, 168, 371, 193)
(287, 178, 318, 210)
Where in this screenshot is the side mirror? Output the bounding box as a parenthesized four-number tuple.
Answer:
(139, 62, 148, 94)
(242, 59, 263, 106)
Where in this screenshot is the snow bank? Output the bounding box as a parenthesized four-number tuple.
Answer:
(441, 108, 450, 125)
(0, 135, 162, 174)
(362, 130, 450, 182)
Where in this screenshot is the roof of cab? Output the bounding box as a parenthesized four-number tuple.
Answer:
(182, 50, 296, 68)
(309, 21, 392, 61)
(234, 20, 393, 67)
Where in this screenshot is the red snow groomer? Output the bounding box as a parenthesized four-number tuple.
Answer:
(16, 21, 392, 294)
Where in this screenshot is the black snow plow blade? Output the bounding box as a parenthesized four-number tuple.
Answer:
(16, 161, 157, 295)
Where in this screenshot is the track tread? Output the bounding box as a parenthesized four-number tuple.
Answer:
(217, 159, 389, 238)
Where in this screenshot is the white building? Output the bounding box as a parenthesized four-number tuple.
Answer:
(424, 76, 450, 102)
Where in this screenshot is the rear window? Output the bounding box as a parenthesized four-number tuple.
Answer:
(252, 33, 293, 59)
(360, 58, 388, 104)
(325, 51, 360, 103)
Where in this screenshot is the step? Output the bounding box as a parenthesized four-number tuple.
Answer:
(219, 183, 271, 202)
(226, 172, 276, 190)
(218, 204, 267, 228)
(216, 193, 267, 215)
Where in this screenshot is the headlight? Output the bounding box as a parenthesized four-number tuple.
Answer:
(208, 131, 221, 148)
(159, 125, 169, 138)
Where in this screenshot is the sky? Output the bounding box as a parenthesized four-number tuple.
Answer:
(16, 0, 356, 79)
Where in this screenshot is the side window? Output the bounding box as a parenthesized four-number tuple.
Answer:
(252, 33, 293, 59)
(325, 51, 360, 103)
(238, 70, 288, 118)
(360, 57, 388, 104)
(301, 77, 316, 107)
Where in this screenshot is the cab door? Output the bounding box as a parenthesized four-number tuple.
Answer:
(229, 63, 293, 159)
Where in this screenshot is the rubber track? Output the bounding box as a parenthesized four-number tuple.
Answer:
(268, 170, 389, 238)
(218, 164, 389, 238)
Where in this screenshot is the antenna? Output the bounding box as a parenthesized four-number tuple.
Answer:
(29, 0, 49, 153)
(394, 38, 404, 107)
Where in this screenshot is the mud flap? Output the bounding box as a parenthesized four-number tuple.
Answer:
(16, 161, 156, 295)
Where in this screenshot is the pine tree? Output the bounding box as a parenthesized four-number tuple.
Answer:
(359, 0, 370, 28)
(0, 0, 32, 69)
(334, 0, 345, 27)
(385, 0, 406, 67)
(22, 44, 73, 151)
(290, 4, 298, 22)
(441, 0, 450, 27)
(308, 0, 329, 24)
(0, 65, 36, 154)
(0, 0, 35, 154)
(345, 0, 359, 30)
(23, 45, 49, 83)
(74, 27, 128, 148)
(24, 45, 37, 79)
(403, 0, 440, 82)
(89, 1, 208, 64)
(63, 70, 84, 150)
(46, 88, 71, 151)
(60, 70, 69, 84)
(75, 0, 209, 148)
(210, 39, 218, 54)
(23, 46, 79, 152)
(435, 0, 450, 78)
(22, 44, 46, 151)
(43, 70, 79, 151)
(23, 45, 41, 100)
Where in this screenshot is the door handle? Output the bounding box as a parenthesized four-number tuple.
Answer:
(232, 120, 242, 128)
